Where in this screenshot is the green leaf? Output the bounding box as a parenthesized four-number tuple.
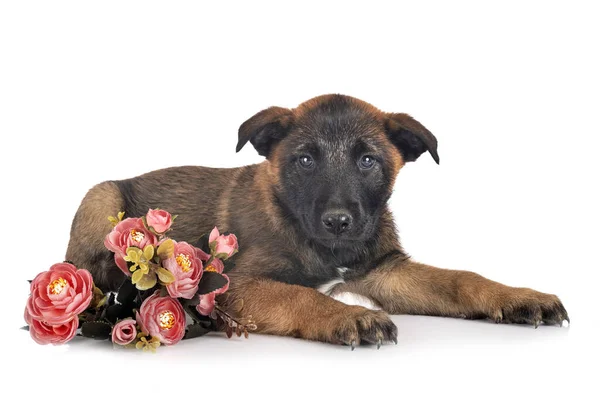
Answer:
(223, 259, 235, 274)
(183, 303, 214, 324)
(21, 325, 30, 331)
(117, 211, 125, 221)
(116, 278, 137, 305)
(81, 321, 112, 340)
(181, 295, 200, 307)
(209, 240, 217, 255)
(157, 267, 175, 285)
(91, 285, 108, 308)
(183, 323, 212, 340)
(159, 286, 168, 297)
(157, 239, 174, 260)
(105, 304, 126, 324)
(135, 272, 157, 291)
(214, 252, 230, 260)
(190, 232, 210, 253)
(196, 271, 228, 295)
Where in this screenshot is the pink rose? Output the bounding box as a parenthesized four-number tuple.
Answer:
(25, 308, 78, 345)
(26, 263, 93, 325)
(136, 292, 185, 345)
(104, 217, 158, 275)
(209, 227, 238, 259)
(145, 209, 173, 234)
(206, 258, 224, 273)
(112, 319, 137, 346)
(196, 259, 230, 316)
(162, 241, 206, 299)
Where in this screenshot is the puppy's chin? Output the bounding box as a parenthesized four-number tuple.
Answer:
(314, 237, 361, 248)
(310, 232, 374, 249)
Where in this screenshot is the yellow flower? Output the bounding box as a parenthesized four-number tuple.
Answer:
(125, 246, 158, 290)
(107, 211, 125, 227)
(135, 335, 161, 352)
(131, 269, 157, 290)
(124, 246, 153, 273)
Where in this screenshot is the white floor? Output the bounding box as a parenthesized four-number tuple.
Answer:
(9, 311, 596, 392)
(3, 2, 599, 392)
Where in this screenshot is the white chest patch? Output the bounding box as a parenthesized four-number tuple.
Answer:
(330, 291, 382, 310)
(316, 267, 382, 311)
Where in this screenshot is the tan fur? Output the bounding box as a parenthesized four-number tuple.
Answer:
(66, 181, 124, 285)
(331, 259, 566, 323)
(66, 95, 567, 347)
(216, 166, 247, 230)
(223, 277, 395, 344)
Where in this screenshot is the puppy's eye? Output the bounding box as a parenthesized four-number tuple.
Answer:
(359, 155, 376, 170)
(298, 155, 314, 169)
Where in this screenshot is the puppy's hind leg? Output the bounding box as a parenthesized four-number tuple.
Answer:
(66, 181, 126, 291)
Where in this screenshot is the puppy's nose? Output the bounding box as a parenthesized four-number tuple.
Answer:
(321, 210, 353, 235)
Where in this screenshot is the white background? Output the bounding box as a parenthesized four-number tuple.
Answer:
(1, 1, 599, 392)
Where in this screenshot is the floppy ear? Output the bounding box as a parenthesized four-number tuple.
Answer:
(236, 106, 294, 157)
(384, 113, 440, 164)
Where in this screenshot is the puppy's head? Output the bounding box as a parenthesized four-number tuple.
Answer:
(236, 94, 438, 247)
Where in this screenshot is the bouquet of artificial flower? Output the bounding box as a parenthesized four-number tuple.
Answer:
(23, 209, 255, 351)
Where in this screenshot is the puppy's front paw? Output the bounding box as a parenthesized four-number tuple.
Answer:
(330, 307, 398, 349)
(490, 289, 569, 327)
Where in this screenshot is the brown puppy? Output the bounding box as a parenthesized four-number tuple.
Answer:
(66, 94, 569, 348)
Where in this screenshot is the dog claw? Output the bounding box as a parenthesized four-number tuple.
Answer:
(393, 337, 398, 345)
(377, 338, 382, 350)
(350, 340, 356, 351)
(534, 320, 540, 329)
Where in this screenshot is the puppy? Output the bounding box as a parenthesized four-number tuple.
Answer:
(67, 94, 569, 347)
